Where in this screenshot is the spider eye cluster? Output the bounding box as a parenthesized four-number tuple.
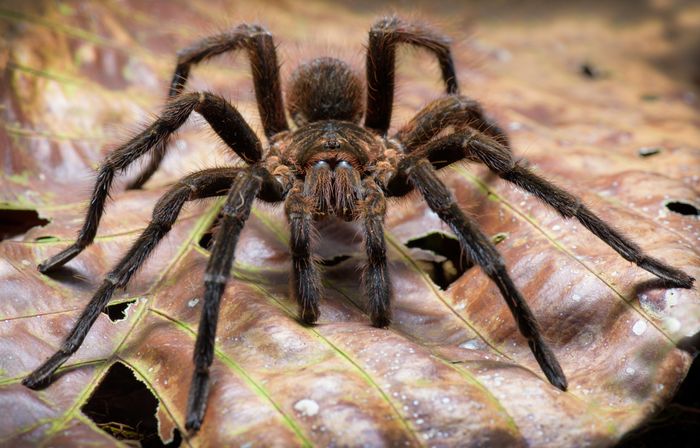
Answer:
(287, 57, 363, 126)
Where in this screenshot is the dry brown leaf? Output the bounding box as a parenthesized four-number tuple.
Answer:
(1, 1, 699, 446)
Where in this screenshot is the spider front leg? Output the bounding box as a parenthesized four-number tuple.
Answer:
(392, 157, 568, 389)
(129, 24, 288, 189)
(23, 167, 243, 389)
(405, 131, 695, 288)
(285, 177, 324, 325)
(361, 178, 392, 327)
(40, 92, 263, 273)
(186, 165, 283, 431)
(365, 16, 459, 134)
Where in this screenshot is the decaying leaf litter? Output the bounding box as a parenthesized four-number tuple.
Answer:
(0, 1, 698, 446)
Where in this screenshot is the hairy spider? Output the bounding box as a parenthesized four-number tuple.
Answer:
(23, 17, 694, 432)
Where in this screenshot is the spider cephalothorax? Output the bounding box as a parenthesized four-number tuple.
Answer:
(24, 17, 694, 433)
(287, 122, 378, 212)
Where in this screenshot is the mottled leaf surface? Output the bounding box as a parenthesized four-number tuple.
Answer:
(0, 1, 698, 446)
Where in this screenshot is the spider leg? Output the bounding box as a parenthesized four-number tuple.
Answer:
(23, 167, 244, 390)
(125, 140, 170, 190)
(400, 132, 695, 288)
(39, 92, 263, 273)
(186, 165, 272, 431)
(394, 94, 510, 151)
(398, 158, 568, 389)
(361, 178, 392, 327)
(285, 172, 325, 324)
(169, 24, 287, 136)
(365, 16, 458, 134)
(129, 24, 288, 188)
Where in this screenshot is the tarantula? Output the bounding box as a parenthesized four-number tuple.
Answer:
(23, 17, 694, 432)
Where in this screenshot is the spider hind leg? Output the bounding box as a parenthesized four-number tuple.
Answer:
(129, 24, 288, 188)
(365, 16, 459, 135)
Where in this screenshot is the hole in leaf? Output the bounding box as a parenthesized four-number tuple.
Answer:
(580, 62, 601, 79)
(638, 147, 662, 157)
(34, 235, 59, 243)
(103, 299, 136, 322)
(407, 231, 508, 289)
(406, 232, 473, 290)
(678, 330, 700, 356)
(491, 232, 509, 245)
(665, 201, 699, 216)
(198, 211, 223, 250)
(82, 362, 181, 447)
(320, 254, 351, 266)
(0, 209, 50, 241)
(198, 232, 214, 251)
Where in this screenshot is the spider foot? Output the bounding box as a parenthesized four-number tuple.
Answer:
(370, 308, 391, 328)
(298, 306, 320, 326)
(23, 353, 65, 390)
(529, 339, 568, 391)
(639, 256, 695, 289)
(22, 372, 51, 390)
(544, 364, 568, 392)
(185, 370, 210, 432)
(38, 244, 82, 273)
(371, 315, 391, 329)
(185, 414, 203, 433)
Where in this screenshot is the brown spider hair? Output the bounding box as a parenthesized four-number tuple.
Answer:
(286, 57, 364, 126)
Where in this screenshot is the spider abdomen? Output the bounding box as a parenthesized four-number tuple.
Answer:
(286, 58, 363, 125)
